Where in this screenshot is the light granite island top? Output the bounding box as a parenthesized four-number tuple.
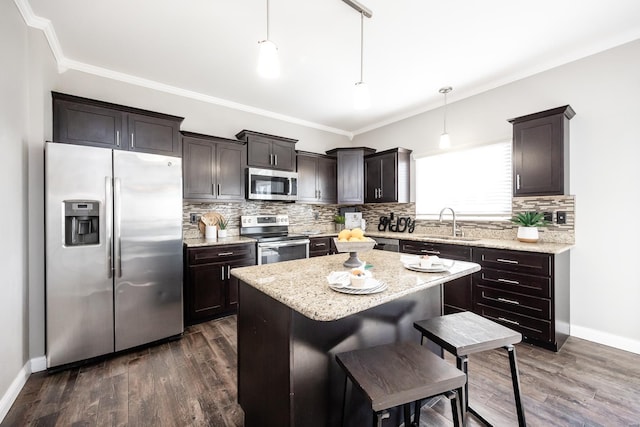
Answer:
(232, 249, 481, 427)
(231, 249, 480, 322)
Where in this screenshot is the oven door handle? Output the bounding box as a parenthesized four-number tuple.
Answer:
(259, 239, 310, 249)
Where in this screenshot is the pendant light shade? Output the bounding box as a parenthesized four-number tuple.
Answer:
(353, 82, 370, 110)
(257, 0, 280, 79)
(257, 39, 280, 79)
(439, 86, 453, 149)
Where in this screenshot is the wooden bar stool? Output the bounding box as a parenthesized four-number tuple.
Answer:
(414, 311, 526, 426)
(336, 341, 466, 427)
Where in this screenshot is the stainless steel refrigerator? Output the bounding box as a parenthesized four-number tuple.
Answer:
(45, 142, 183, 368)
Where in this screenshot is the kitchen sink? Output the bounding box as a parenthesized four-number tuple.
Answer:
(423, 235, 480, 242)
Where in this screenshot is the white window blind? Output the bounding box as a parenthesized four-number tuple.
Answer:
(415, 141, 512, 220)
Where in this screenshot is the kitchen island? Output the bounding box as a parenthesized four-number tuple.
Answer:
(231, 250, 480, 427)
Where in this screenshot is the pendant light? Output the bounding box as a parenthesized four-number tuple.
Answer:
(343, 0, 372, 110)
(353, 11, 370, 110)
(439, 86, 453, 149)
(257, 0, 280, 79)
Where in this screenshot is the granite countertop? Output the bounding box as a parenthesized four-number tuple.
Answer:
(183, 236, 256, 247)
(184, 230, 573, 254)
(230, 250, 480, 322)
(364, 231, 574, 254)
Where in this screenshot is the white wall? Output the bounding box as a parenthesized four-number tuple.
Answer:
(0, 0, 30, 419)
(354, 39, 640, 353)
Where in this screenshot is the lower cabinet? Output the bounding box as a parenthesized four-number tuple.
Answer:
(184, 243, 256, 325)
(472, 247, 570, 351)
(399, 240, 473, 314)
(309, 237, 332, 257)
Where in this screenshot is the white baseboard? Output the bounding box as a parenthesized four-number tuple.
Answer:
(30, 356, 47, 373)
(571, 325, 640, 355)
(0, 361, 31, 423)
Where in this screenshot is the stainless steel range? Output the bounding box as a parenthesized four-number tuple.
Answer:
(240, 215, 310, 265)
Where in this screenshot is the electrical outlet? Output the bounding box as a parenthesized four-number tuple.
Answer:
(557, 211, 566, 224)
(543, 212, 552, 223)
(189, 213, 201, 224)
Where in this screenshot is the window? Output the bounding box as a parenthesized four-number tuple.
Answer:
(415, 141, 512, 220)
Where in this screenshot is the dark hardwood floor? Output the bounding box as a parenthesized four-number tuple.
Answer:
(3, 316, 639, 426)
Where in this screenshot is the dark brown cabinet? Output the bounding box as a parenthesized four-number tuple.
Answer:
(53, 92, 183, 157)
(472, 247, 570, 351)
(509, 105, 575, 196)
(184, 243, 256, 325)
(326, 147, 375, 204)
(365, 148, 411, 203)
(309, 237, 333, 257)
(297, 152, 337, 203)
(182, 132, 246, 201)
(400, 240, 473, 314)
(236, 130, 297, 171)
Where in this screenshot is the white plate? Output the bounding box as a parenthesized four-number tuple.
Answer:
(329, 279, 387, 295)
(403, 261, 455, 273)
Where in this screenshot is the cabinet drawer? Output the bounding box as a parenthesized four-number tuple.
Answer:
(475, 286, 551, 320)
(188, 244, 256, 265)
(400, 241, 471, 260)
(474, 268, 551, 298)
(474, 248, 551, 276)
(309, 237, 331, 257)
(476, 304, 552, 343)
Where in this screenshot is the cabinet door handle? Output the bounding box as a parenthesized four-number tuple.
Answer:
(218, 252, 234, 256)
(315, 243, 326, 247)
(421, 249, 440, 255)
(498, 297, 520, 305)
(379, 188, 382, 198)
(498, 317, 520, 326)
(497, 258, 519, 264)
(274, 154, 278, 165)
(217, 184, 221, 196)
(227, 265, 230, 280)
(221, 266, 225, 281)
(516, 174, 521, 190)
(130, 133, 134, 149)
(498, 278, 520, 285)
(318, 189, 321, 199)
(269, 154, 273, 165)
(116, 130, 120, 147)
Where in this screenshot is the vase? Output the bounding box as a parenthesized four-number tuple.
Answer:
(335, 223, 345, 232)
(517, 226, 538, 243)
(205, 225, 217, 240)
(218, 229, 228, 238)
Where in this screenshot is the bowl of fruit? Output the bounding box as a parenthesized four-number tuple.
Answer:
(333, 228, 376, 267)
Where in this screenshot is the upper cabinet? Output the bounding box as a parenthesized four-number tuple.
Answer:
(236, 130, 297, 171)
(364, 148, 411, 203)
(509, 105, 575, 196)
(297, 151, 337, 204)
(182, 132, 246, 201)
(53, 92, 183, 157)
(326, 147, 376, 204)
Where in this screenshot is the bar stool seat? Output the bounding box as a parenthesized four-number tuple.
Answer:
(414, 311, 526, 426)
(336, 341, 466, 427)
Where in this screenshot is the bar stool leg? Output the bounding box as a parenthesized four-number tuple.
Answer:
(444, 390, 463, 427)
(341, 375, 348, 427)
(413, 399, 422, 426)
(505, 345, 527, 427)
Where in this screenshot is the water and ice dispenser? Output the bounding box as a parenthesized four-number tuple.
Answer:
(64, 201, 100, 246)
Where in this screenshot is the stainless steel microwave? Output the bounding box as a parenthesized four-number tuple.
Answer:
(246, 167, 298, 201)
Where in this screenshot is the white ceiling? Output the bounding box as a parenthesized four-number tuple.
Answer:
(22, 0, 640, 136)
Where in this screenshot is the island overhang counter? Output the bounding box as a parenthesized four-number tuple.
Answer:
(231, 250, 480, 427)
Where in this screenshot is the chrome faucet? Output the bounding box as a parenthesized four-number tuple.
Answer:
(439, 207, 458, 237)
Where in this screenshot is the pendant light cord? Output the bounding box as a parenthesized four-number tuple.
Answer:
(359, 11, 364, 83)
(443, 91, 448, 133)
(266, 0, 270, 40)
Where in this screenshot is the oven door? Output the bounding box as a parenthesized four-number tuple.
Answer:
(257, 239, 310, 265)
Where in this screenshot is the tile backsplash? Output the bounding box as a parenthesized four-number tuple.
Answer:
(184, 195, 575, 244)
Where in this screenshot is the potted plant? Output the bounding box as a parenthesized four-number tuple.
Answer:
(510, 211, 549, 243)
(217, 216, 228, 238)
(334, 215, 346, 232)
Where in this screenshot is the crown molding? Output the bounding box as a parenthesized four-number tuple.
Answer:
(13, 0, 353, 138)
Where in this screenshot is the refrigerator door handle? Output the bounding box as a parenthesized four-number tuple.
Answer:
(114, 177, 123, 277)
(105, 176, 113, 278)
